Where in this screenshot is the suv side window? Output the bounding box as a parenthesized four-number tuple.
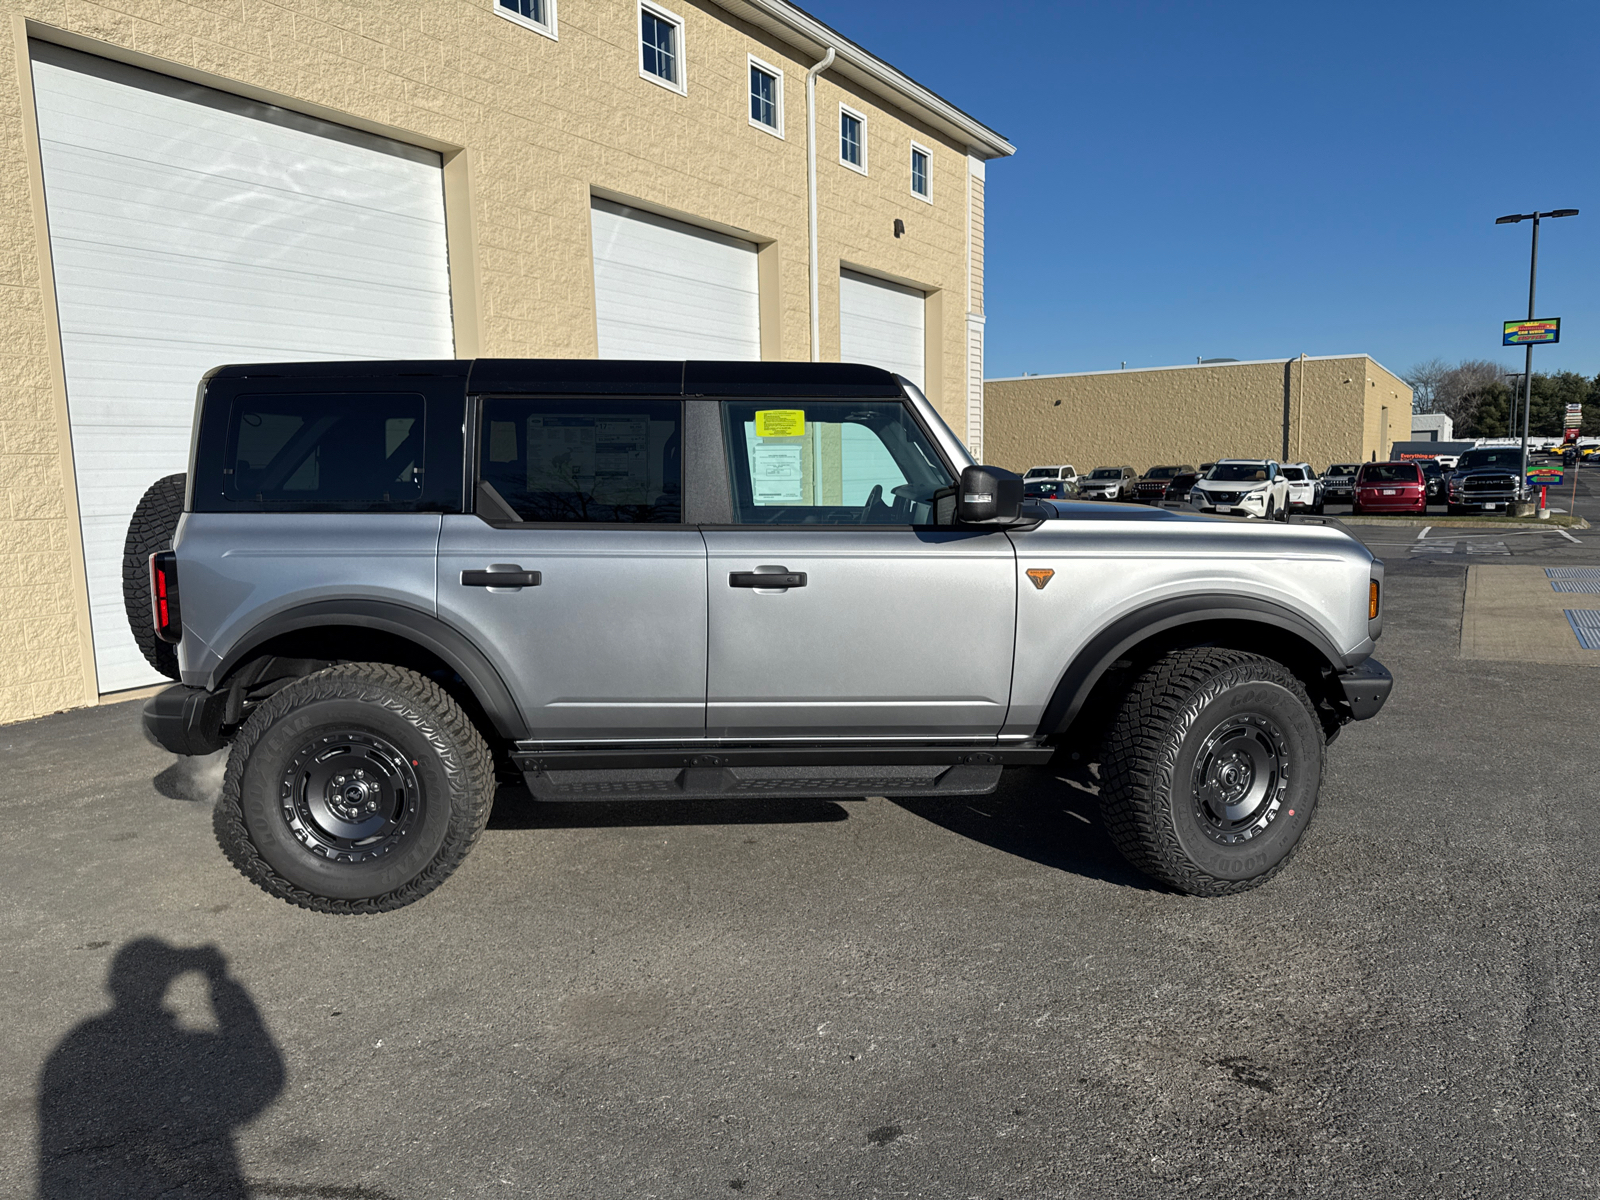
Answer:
(477, 397, 682, 523)
(719, 399, 954, 525)
(220, 393, 425, 510)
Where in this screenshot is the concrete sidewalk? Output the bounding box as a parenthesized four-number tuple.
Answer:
(1460, 565, 1600, 663)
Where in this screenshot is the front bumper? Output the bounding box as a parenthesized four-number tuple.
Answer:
(1192, 489, 1268, 516)
(1334, 658, 1392, 721)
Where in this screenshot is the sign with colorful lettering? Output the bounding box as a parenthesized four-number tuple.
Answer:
(1527, 468, 1564, 488)
(1504, 318, 1560, 345)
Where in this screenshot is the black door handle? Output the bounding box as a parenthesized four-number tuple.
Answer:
(729, 571, 806, 589)
(462, 568, 541, 587)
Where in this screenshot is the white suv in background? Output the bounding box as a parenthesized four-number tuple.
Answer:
(1281, 463, 1324, 514)
(1024, 464, 1078, 486)
(1191, 460, 1291, 520)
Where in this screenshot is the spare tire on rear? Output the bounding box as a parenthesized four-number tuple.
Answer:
(122, 473, 186, 680)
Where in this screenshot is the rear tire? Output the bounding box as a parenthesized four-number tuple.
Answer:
(1098, 648, 1325, 897)
(122, 473, 186, 680)
(214, 663, 495, 914)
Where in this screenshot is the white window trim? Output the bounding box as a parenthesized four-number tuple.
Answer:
(747, 53, 784, 139)
(909, 140, 933, 203)
(492, 0, 558, 40)
(638, 0, 687, 96)
(838, 102, 868, 175)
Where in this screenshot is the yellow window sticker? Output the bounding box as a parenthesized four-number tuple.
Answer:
(754, 409, 805, 439)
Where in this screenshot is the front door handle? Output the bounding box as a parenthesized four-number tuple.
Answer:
(729, 570, 806, 589)
(462, 566, 541, 588)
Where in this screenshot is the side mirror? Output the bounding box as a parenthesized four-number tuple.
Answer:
(956, 465, 1025, 525)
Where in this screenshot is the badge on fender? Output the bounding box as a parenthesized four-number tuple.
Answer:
(1026, 568, 1055, 590)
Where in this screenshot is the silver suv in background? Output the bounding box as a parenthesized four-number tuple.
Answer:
(126, 360, 1390, 913)
(1078, 466, 1137, 500)
(1190, 460, 1291, 520)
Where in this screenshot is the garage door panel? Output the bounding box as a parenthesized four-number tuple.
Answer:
(839, 269, 924, 389)
(32, 41, 453, 693)
(591, 198, 760, 361)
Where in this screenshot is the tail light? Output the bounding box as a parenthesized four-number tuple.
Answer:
(150, 551, 181, 644)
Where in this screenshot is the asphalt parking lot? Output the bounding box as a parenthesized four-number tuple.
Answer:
(3, 512, 1598, 1198)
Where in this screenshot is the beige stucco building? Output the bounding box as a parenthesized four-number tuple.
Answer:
(983, 355, 1412, 477)
(0, 0, 1012, 725)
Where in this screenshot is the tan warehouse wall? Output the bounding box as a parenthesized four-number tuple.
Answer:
(0, 0, 997, 724)
(982, 356, 1411, 476)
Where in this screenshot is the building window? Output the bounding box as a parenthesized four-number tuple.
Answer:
(494, 0, 557, 39)
(748, 56, 783, 136)
(910, 142, 931, 201)
(639, 3, 686, 94)
(839, 105, 867, 174)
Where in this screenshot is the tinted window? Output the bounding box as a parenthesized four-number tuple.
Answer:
(1208, 463, 1269, 482)
(1089, 468, 1123, 480)
(220, 393, 425, 510)
(1359, 463, 1420, 483)
(478, 398, 681, 523)
(721, 400, 953, 525)
(1457, 450, 1521, 469)
(1281, 466, 1306, 481)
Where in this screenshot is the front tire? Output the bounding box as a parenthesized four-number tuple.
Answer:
(1098, 648, 1325, 896)
(214, 663, 495, 914)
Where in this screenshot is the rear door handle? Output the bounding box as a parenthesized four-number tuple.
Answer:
(729, 570, 806, 589)
(462, 567, 541, 588)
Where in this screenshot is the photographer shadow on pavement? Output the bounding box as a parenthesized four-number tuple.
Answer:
(37, 938, 285, 1200)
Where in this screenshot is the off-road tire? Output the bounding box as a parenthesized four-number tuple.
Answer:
(1098, 648, 1325, 897)
(214, 663, 495, 914)
(122, 473, 186, 679)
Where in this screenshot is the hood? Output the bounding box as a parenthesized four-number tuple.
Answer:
(1019, 503, 1374, 557)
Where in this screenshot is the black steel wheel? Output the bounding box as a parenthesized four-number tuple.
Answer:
(1098, 647, 1325, 896)
(215, 663, 494, 914)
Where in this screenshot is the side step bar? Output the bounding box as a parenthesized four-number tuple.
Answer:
(510, 742, 1054, 772)
(518, 762, 1005, 803)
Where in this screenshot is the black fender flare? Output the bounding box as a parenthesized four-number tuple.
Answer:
(1037, 595, 1362, 739)
(206, 599, 529, 740)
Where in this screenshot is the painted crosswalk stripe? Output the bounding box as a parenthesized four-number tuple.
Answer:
(1547, 567, 1600, 580)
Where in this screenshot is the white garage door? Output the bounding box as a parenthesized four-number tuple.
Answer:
(30, 42, 454, 693)
(591, 198, 760, 360)
(839, 269, 924, 389)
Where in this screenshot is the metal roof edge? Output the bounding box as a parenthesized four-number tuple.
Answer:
(986, 354, 1386, 384)
(713, 0, 1015, 159)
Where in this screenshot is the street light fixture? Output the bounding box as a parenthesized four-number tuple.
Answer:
(1496, 207, 1578, 501)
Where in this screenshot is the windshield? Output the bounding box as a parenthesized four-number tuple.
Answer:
(1024, 479, 1066, 495)
(1360, 463, 1419, 483)
(1325, 464, 1357, 477)
(1207, 464, 1269, 482)
(1024, 468, 1056, 478)
(1281, 466, 1306, 481)
(1457, 450, 1521, 470)
(1089, 468, 1123, 480)
(1143, 466, 1181, 479)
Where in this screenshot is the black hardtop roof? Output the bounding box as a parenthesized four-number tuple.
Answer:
(206, 359, 905, 398)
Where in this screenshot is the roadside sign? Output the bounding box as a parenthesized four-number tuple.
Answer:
(1566, 402, 1584, 430)
(1528, 468, 1564, 488)
(1503, 318, 1560, 345)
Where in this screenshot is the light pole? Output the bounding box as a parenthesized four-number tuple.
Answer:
(1504, 371, 1523, 443)
(1495, 208, 1578, 500)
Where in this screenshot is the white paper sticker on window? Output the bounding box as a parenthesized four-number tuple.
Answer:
(751, 443, 804, 505)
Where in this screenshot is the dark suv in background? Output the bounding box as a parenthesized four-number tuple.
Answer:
(1134, 465, 1196, 503)
(1321, 463, 1360, 505)
(1447, 448, 1523, 514)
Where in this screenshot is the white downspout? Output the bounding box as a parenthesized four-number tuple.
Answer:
(805, 47, 835, 362)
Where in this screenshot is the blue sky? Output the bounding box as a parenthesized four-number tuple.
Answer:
(803, 0, 1600, 383)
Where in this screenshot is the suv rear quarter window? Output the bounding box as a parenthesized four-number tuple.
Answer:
(203, 392, 430, 512)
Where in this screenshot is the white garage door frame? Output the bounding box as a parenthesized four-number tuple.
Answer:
(28, 40, 456, 694)
(590, 197, 762, 361)
(838, 267, 925, 390)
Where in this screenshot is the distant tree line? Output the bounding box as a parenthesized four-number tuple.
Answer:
(1404, 358, 1600, 438)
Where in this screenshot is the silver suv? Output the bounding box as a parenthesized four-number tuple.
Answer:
(128, 360, 1390, 913)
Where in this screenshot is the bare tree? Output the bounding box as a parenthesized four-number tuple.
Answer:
(1435, 359, 1513, 423)
(1403, 358, 1450, 414)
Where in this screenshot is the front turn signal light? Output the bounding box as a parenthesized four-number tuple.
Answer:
(1369, 579, 1380, 621)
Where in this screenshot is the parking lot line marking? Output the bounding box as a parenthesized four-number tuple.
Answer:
(1417, 527, 1431, 540)
(1558, 529, 1580, 544)
(1564, 609, 1600, 649)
